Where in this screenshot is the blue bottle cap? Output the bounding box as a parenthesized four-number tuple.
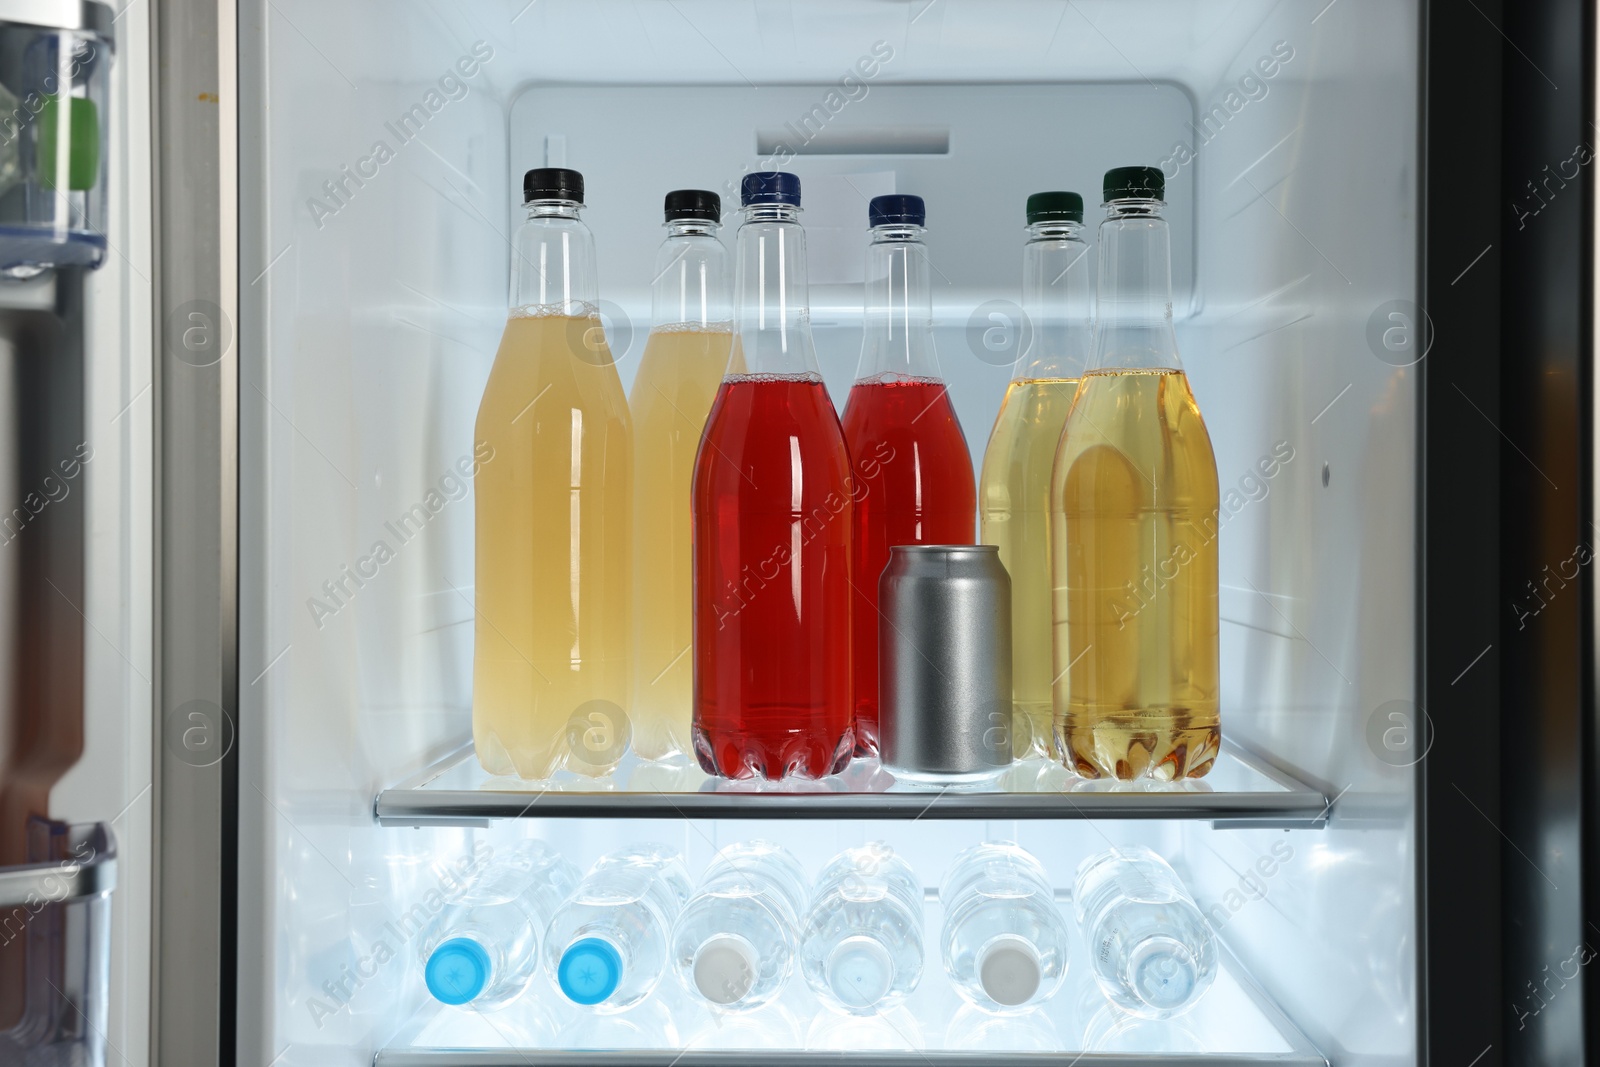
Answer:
(869, 194, 925, 228)
(557, 937, 624, 1005)
(425, 937, 492, 1005)
(741, 171, 802, 207)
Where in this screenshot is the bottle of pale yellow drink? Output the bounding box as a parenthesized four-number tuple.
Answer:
(472, 168, 632, 779)
(1051, 167, 1220, 781)
(629, 190, 735, 759)
(978, 191, 1091, 759)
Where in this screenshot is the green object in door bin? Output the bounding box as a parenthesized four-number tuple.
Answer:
(36, 95, 100, 192)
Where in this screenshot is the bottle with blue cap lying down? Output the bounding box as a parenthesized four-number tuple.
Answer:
(799, 841, 924, 1015)
(939, 841, 1070, 1014)
(543, 844, 693, 1012)
(671, 839, 809, 1011)
(1072, 845, 1217, 1018)
(418, 840, 579, 1011)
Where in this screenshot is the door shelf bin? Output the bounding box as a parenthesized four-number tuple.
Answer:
(376, 743, 1328, 827)
(374, 908, 1325, 1067)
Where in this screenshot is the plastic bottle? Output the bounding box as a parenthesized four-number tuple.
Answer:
(1072, 845, 1217, 1017)
(840, 194, 976, 754)
(472, 166, 632, 780)
(543, 844, 693, 1012)
(939, 841, 1069, 1013)
(979, 191, 1092, 759)
(630, 189, 736, 761)
(418, 840, 580, 1010)
(800, 841, 923, 1014)
(692, 171, 855, 779)
(671, 840, 808, 1010)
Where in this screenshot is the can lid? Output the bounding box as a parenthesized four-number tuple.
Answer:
(424, 937, 492, 1005)
(692, 935, 759, 1005)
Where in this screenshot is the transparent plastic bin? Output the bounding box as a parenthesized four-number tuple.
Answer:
(0, 1, 115, 278)
(0, 822, 117, 1067)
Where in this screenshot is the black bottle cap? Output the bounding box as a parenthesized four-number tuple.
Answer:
(524, 167, 584, 204)
(869, 194, 926, 228)
(1103, 166, 1164, 203)
(1025, 191, 1083, 224)
(741, 171, 801, 207)
(664, 189, 721, 223)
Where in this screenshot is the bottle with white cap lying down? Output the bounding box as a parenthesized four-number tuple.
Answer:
(799, 841, 924, 1015)
(1072, 845, 1217, 1018)
(671, 840, 809, 1011)
(939, 841, 1070, 1013)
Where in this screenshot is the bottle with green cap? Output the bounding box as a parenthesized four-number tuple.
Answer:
(978, 191, 1093, 760)
(417, 840, 579, 1011)
(1049, 166, 1221, 781)
(543, 843, 693, 1013)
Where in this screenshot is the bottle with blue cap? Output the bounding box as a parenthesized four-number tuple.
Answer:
(799, 841, 924, 1015)
(691, 171, 856, 779)
(417, 840, 579, 1011)
(1072, 845, 1216, 1018)
(671, 839, 808, 1010)
(939, 841, 1070, 1014)
(840, 193, 977, 757)
(543, 843, 693, 1012)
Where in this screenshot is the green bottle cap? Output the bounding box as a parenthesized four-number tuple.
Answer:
(1103, 166, 1164, 203)
(1025, 191, 1083, 225)
(37, 95, 100, 192)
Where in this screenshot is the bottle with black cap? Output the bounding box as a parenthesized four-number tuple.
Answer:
(691, 171, 855, 779)
(630, 189, 734, 761)
(471, 166, 632, 781)
(1049, 166, 1220, 782)
(839, 193, 977, 756)
(978, 191, 1092, 761)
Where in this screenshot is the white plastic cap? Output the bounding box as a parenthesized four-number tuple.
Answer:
(693, 935, 758, 1005)
(978, 936, 1042, 1007)
(826, 936, 894, 1009)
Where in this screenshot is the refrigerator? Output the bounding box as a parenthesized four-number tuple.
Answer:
(3, 0, 1591, 1064)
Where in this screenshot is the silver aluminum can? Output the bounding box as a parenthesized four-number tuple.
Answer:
(879, 545, 1012, 780)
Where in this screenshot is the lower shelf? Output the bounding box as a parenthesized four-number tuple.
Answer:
(374, 903, 1325, 1067)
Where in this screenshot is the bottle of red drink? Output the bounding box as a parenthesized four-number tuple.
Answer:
(841, 195, 977, 754)
(691, 171, 855, 779)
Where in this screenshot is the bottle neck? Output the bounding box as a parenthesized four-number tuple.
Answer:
(734, 203, 818, 376)
(1018, 220, 1091, 381)
(651, 220, 731, 330)
(1088, 200, 1181, 373)
(511, 199, 598, 314)
(856, 225, 941, 383)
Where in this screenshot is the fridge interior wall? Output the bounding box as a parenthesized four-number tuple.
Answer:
(238, 1, 1417, 1063)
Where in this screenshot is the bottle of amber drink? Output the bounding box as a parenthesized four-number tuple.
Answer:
(630, 190, 735, 760)
(472, 168, 632, 779)
(1051, 167, 1220, 780)
(979, 191, 1091, 759)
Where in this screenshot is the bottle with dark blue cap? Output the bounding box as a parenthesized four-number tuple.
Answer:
(840, 192, 977, 756)
(543, 844, 693, 1012)
(690, 171, 857, 780)
(417, 840, 579, 1010)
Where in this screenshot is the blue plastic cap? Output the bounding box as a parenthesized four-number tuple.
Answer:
(558, 937, 624, 1005)
(869, 194, 925, 228)
(425, 937, 492, 1006)
(741, 171, 802, 207)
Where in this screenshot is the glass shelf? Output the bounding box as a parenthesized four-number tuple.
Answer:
(375, 743, 1328, 828)
(373, 905, 1325, 1067)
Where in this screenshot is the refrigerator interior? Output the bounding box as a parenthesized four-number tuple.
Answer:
(236, 1, 1418, 1063)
